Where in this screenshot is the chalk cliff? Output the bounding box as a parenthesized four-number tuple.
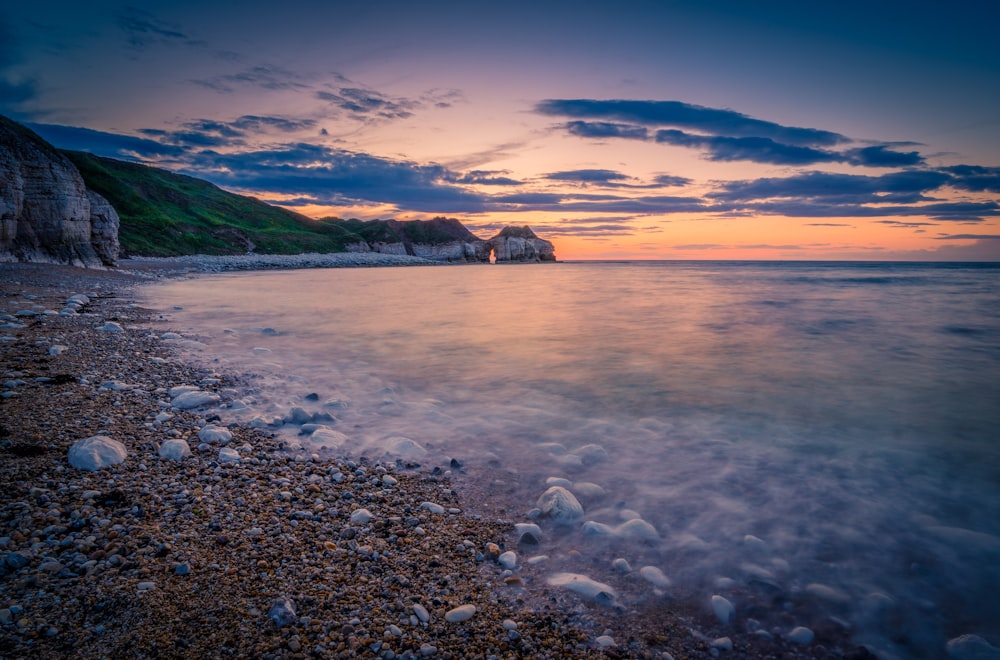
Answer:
(0, 115, 119, 267)
(488, 225, 557, 263)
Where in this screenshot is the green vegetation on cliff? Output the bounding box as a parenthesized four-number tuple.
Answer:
(64, 151, 361, 256)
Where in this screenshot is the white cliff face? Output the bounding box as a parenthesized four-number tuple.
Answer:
(0, 115, 120, 268)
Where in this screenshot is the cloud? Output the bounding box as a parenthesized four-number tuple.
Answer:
(316, 87, 417, 120)
(876, 220, 939, 229)
(191, 65, 312, 94)
(655, 129, 840, 165)
(654, 174, 692, 187)
(137, 115, 318, 148)
(117, 8, 197, 50)
(537, 99, 847, 146)
(943, 165, 1000, 193)
(933, 233, 1000, 240)
(25, 122, 183, 159)
(564, 121, 649, 140)
(447, 170, 522, 186)
(544, 169, 631, 183)
(710, 170, 953, 204)
(846, 145, 925, 167)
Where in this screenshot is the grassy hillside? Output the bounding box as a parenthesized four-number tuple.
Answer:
(64, 151, 362, 256)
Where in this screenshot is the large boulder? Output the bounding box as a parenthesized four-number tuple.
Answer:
(0, 115, 119, 267)
(68, 435, 128, 471)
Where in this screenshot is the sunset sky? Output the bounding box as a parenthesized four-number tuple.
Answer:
(2, 0, 998, 260)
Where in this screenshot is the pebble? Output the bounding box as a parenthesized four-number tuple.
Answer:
(711, 595, 735, 625)
(514, 522, 542, 545)
(616, 518, 660, 541)
(172, 390, 221, 410)
(638, 565, 672, 589)
(218, 447, 240, 463)
(547, 572, 619, 607)
(946, 634, 1000, 659)
(350, 508, 374, 525)
(444, 604, 476, 623)
(137, 581, 156, 591)
(612, 558, 632, 573)
(711, 637, 733, 651)
(536, 486, 583, 524)
(198, 424, 233, 444)
(68, 435, 128, 471)
(158, 438, 192, 461)
(498, 551, 517, 570)
(420, 501, 445, 514)
(412, 604, 430, 623)
(595, 635, 616, 648)
(787, 626, 815, 645)
(269, 596, 297, 627)
(97, 321, 124, 333)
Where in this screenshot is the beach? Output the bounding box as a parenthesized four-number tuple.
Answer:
(1, 261, 888, 658)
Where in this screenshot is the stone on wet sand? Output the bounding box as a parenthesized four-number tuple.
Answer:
(171, 390, 221, 410)
(638, 565, 671, 589)
(96, 321, 124, 334)
(575, 443, 608, 465)
(420, 501, 445, 514)
(536, 486, 583, 525)
(611, 558, 632, 574)
(68, 435, 127, 471)
(444, 604, 476, 623)
(712, 595, 735, 625)
(269, 596, 297, 627)
(310, 428, 348, 448)
(158, 438, 192, 461)
(582, 521, 616, 537)
(387, 436, 427, 458)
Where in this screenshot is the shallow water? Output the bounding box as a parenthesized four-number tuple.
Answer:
(142, 261, 1000, 657)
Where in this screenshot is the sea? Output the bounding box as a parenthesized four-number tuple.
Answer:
(140, 260, 1000, 658)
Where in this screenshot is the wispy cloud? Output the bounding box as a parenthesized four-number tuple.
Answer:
(565, 120, 648, 140)
(117, 8, 199, 50)
(191, 65, 313, 94)
(655, 130, 840, 165)
(537, 99, 847, 146)
(25, 122, 183, 158)
(316, 87, 417, 120)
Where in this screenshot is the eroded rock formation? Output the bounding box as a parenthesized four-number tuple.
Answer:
(0, 115, 119, 267)
(487, 225, 556, 263)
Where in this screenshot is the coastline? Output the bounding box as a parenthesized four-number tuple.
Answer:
(1, 261, 858, 659)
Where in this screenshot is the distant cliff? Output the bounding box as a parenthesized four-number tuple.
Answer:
(488, 225, 556, 263)
(0, 116, 119, 267)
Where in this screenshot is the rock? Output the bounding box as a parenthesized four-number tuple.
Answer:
(171, 390, 221, 409)
(68, 435, 127, 471)
(350, 508, 374, 525)
(47, 345, 68, 356)
(311, 428, 348, 448)
(4, 552, 30, 569)
(284, 407, 312, 425)
(218, 447, 240, 463)
(168, 385, 199, 398)
(575, 443, 608, 465)
(547, 572, 620, 607)
(198, 424, 233, 445)
(595, 635, 616, 648)
(514, 522, 543, 545)
(711, 637, 733, 651)
(572, 481, 607, 501)
(582, 521, 616, 537)
(487, 226, 556, 263)
(97, 321, 124, 333)
(611, 558, 632, 573)
(444, 604, 476, 623)
(387, 436, 427, 458)
(269, 596, 297, 627)
(787, 627, 815, 645)
(711, 595, 735, 625)
(536, 486, 584, 525)
(158, 438, 191, 461)
(0, 116, 119, 267)
(946, 635, 1000, 659)
(498, 551, 517, 569)
(420, 502, 445, 514)
(545, 477, 572, 488)
(615, 518, 660, 541)
(413, 603, 430, 623)
(638, 565, 671, 589)
(137, 581, 156, 591)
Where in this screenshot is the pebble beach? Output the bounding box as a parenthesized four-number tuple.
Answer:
(0, 260, 878, 659)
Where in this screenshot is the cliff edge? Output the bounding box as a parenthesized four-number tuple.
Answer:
(488, 225, 556, 263)
(0, 115, 119, 268)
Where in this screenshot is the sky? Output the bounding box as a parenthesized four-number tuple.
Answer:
(2, 0, 999, 260)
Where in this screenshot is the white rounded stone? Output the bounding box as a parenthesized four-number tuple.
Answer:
(546, 572, 619, 607)
(638, 565, 671, 589)
(198, 424, 233, 445)
(218, 447, 240, 463)
(498, 551, 517, 569)
(68, 436, 127, 471)
(171, 390, 221, 410)
(158, 438, 191, 461)
(350, 508, 374, 525)
(615, 518, 660, 541)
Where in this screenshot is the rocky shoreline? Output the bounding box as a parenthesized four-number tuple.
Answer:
(1, 262, 866, 659)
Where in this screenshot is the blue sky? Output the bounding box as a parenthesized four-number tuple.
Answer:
(2, 0, 998, 259)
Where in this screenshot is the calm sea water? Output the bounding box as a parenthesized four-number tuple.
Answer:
(143, 261, 1000, 657)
